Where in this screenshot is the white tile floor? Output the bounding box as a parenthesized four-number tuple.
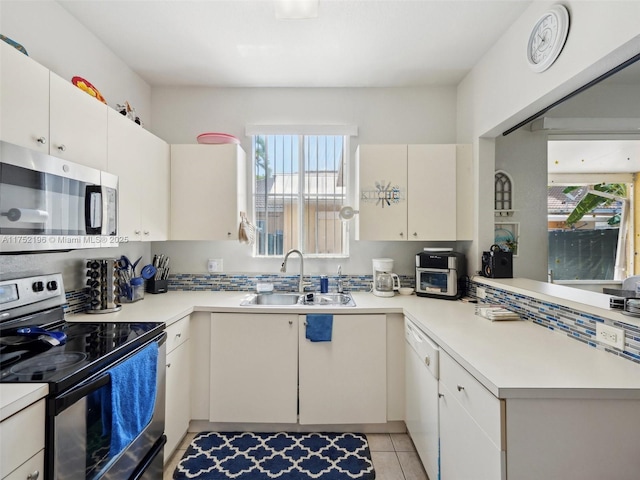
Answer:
(164, 432, 429, 480)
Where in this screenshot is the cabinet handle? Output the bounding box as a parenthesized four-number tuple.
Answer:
(143, 230, 150, 235)
(175, 333, 181, 339)
(134, 230, 141, 235)
(36, 136, 47, 145)
(27, 471, 40, 480)
(166, 363, 172, 368)
(424, 355, 430, 366)
(57, 144, 66, 152)
(457, 384, 465, 392)
(438, 393, 444, 398)
(227, 232, 232, 236)
(289, 320, 293, 325)
(413, 232, 418, 237)
(399, 232, 404, 237)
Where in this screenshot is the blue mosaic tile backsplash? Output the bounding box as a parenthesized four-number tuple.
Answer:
(469, 281, 640, 365)
(167, 273, 415, 292)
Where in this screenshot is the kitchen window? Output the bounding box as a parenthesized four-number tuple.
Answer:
(250, 132, 349, 257)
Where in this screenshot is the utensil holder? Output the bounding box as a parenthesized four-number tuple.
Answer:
(146, 279, 168, 294)
(120, 277, 145, 303)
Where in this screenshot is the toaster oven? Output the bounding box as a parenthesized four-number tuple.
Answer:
(416, 250, 466, 299)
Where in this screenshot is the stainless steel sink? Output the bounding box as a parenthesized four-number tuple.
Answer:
(310, 293, 356, 306)
(240, 292, 355, 307)
(240, 293, 302, 306)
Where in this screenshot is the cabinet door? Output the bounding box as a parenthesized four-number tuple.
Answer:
(171, 144, 246, 240)
(0, 41, 49, 152)
(209, 313, 298, 423)
(407, 144, 456, 240)
(139, 128, 170, 241)
(299, 314, 387, 424)
(165, 340, 191, 460)
(356, 145, 408, 241)
(439, 382, 503, 480)
(107, 109, 170, 241)
(49, 73, 108, 169)
(107, 109, 144, 239)
(3, 450, 44, 480)
(0, 399, 45, 478)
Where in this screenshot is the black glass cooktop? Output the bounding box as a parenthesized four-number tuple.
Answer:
(0, 321, 164, 393)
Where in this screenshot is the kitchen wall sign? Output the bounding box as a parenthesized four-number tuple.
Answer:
(360, 180, 405, 208)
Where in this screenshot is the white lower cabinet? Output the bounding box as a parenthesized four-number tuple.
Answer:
(439, 350, 504, 480)
(298, 314, 387, 424)
(209, 313, 299, 423)
(0, 399, 45, 479)
(207, 313, 388, 426)
(164, 315, 191, 461)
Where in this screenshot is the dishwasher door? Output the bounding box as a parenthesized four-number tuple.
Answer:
(404, 317, 440, 480)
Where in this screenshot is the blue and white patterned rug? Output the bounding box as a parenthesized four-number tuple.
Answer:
(173, 432, 376, 479)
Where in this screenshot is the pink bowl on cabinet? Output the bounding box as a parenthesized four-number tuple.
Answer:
(196, 132, 240, 145)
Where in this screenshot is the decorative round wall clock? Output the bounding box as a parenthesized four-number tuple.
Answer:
(526, 4, 570, 73)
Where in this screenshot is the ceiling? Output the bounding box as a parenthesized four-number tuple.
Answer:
(57, 0, 532, 88)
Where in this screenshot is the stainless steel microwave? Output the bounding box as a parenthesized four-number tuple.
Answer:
(415, 250, 466, 299)
(0, 141, 118, 252)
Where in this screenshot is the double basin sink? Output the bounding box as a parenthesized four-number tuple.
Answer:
(240, 292, 356, 307)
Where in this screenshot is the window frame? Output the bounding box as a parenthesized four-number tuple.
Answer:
(248, 128, 354, 259)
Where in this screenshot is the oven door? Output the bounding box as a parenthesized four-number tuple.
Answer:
(416, 268, 458, 298)
(49, 334, 166, 480)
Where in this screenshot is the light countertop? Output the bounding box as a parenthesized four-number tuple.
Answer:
(4, 289, 640, 415)
(0, 384, 48, 422)
(71, 290, 640, 400)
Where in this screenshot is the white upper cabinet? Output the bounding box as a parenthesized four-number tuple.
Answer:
(170, 144, 247, 241)
(49, 73, 108, 170)
(355, 144, 408, 241)
(107, 108, 170, 241)
(356, 143, 470, 241)
(0, 41, 50, 153)
(0, 42, 108, 169)
(407, 144, 457, 241)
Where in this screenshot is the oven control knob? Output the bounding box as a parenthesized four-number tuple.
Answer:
(46, 280, 58, 291)
(32, 281, 45, 292)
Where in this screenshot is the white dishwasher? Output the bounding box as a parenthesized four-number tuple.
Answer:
(405, 317, 440, 480)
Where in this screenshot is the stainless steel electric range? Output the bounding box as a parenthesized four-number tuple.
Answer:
(0, 273, 166, 480)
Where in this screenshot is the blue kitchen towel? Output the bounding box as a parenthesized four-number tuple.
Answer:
(306, 314, 333, 342)
(107, 342, 158, 457)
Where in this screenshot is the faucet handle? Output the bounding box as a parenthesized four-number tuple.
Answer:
(337, 264, 342, 276)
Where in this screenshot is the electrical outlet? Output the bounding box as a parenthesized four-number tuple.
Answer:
(476, 287, 487, 299)
(596, 323, 625, 350)
(207, 258, 223, 273)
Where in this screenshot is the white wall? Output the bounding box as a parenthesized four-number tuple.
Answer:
(0, 0, 152, 125)
(457, 0, 640, 275)
(495, 129, 549, 281)
(151, 86, 461, 275)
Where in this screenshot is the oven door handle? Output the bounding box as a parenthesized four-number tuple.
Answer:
(54, 372, 110, 414)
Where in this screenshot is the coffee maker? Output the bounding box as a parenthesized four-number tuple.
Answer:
(372, 258, 400, 297)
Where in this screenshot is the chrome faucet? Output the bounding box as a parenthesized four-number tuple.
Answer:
(337, 264, 344, 293)
(280, 249, 309, 293)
